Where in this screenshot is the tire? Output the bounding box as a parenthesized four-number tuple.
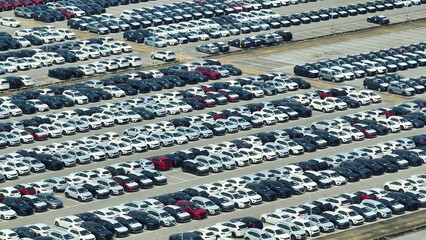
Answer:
(310, 105, 314, 109)
(190, 214, 195, 219)
(311, 125, 316, 130)
(110, 190, 114, 195)
(332, 78, 336, 83)
(319, 75, 323, 80)
(160, 221, 165, 227)
(378, 213, 382, 218)
(389, 89, 393, 94)
(97, 30, 100, 34)
(379, 87, 385, 92)
(261, 217, 266, 222)
(399, 189, 404, 193)
(65, 192, 69, 198)
(195, 170, 200, 176)
(132, 147, 136, 153)
(53, 187, 58, 193)
(1, 215, 4, 220)
(364, 85, 368, 89)
(322, 108, 326, 113)
(90, 156, 94, 161)
(162, 57, 166, 61)
(55, 221, 59, 226)
(78, 197, 82, 202)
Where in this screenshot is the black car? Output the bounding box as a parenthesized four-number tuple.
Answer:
(386, 192, 419, 211)
(11, 100, 36, 114)
(393, 150, 423, 166)
(38, 95, 64, 109)
(169, 232, 202, 240)
(289, 77, 311, 89)
(128, 210, 161, 230)
(182, 98, 205, 110)
(377, 198, 405, 214)
(361, 119, 389, 135)
(340, 162, 371, 178)
(12, 227, 37, 239)
(312, 130, 341, 146)
(230, 217, 263, 229)
(260, 180, 292, 198)
(83, 182, 110, 199)
(245, 183, 277, 201)
(48, 68, 73, 80)
(201, 122, 226, 136)
(332, 167, 360, 182)
(337, 96, 361, 108)
(35, 154, 63, 171)
(76, 212, 101, 222)
(372, 158, 398, 173)
(127, 173, 153, 189)
(367, 15, 389, 25)
(293, 64, 319, 78)
(293, 138, 316, 152)
(115, 216, 143, 233)
(310, 200, 333, 213)
(2, 197, 34, 216)
(253, 132, 276, 144)
(182, 187, 208, 198)
(51, 95, 75, 107)
(322, 212, 350, 229)
(98, 219, 129, 238)
(163, 205, 192, 223)
(402, 115, 425, 128)
(21, 195, 48, 212)
(80, 222, 113, 240)
(354, 158, 385, 175)
(153, 195, 177, 205)
(347, 205, 377, 222)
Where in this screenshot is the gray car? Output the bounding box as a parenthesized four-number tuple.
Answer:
(47, 229, 78, 240)
(306, 214, 335, 233)
(96, 178, 124, 195)
(264, 142, 290, 158)
(209, 153, 237, 170)
(150, 132, 174, 147)
(318, 68, 345, 82)
(144, 104, 167, 117)
(227, 116, 252, 130)
(276, 221, 307, 240)
(388, 81, 415, 96)
(0, 132, 20, 146)
(175, 127, 199, 140)
(196, 44, 220, 54)
(87, 22, 109, 34)
(189, 124, 214, 138)
(21, 157, 45, 173)
(52, 152, 77, 167)
(43, 177, 67, 192)
(35, 193, 63, 209)
(96, 143, 120, 158)
(144, 37, 167, 47)
(66, 118, 89, 132)
(64, 185, 93, 202)
(66, 149, 91, 164)
(215, 119, 238, 133)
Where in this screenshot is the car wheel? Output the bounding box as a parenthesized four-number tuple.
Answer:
(162, 57, 166, 61)
(65, 192, 69, 198)
(78, 196, 82, 202)
(319, 75, 323, 80)
(261, 217, 266, 222)
(55, 221, 59, 226)
(109, 190, 114, 195)
(322, 108, 326, 113)
(364, 85, 368, 89)
(311, 125, 316, 130)
(97, 30, 100, 34)
(190, 214, 195, 219)
(399, 189, 404, 193)
(389, 89, 393, 94)
(332, 78, 336, 83)
(53, 187, 58, 193)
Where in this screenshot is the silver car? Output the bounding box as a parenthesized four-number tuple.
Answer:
(196, 44, 220, 54)
(388, 81, 415, 96)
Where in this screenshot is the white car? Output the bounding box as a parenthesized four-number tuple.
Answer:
(289, 174, 318, 191)
(62, 90, 88, 104)
(341, 127, 365, 141)
(10, 129, 34, 143)
(309, 99, 335, 112)
(336, 207, 365, 225)
(0, 229, 19, 240)
(325, 97, 347, 110)
(53, 121, 76, 135)
(14, 37, 31, 47)
(67, 226, 96, 240)
(320, 170, 347, 186)
(0, 204, 17, 220)
(32, 55, 52, 67)
(0, 187, 21, 197)
(243, 85, 264, 97)
(17, 75, 35, 86)
(0, 18, 21, 27)
(252, 112, 276, 125)
(0, 103, 21, 116)
(80, 47, 101, 58)
(22, 58, 41, 69)
(260, 212, 291, 225)
(389, 116, 412, 130)
(348, 92, 371, 105)
(360, 90, 382, 103)
(263, 226, 291, 240)
(54, 215, 84, 228)
(70, 50, 89, 61)
(6, 161, 30, 175)
(101, 86, 126, 97)
(220, 190, 251, 208)
(384, 180, 415, 192)
(377, 119, 401, 132)
(39, 124, 62, 138)
(46, 52, 65, 64)
(56, 28, 76, 39)
(30, 182, 53, 194)
(260, 108, 288, 122)
(290, 94, 310, 106)
(151, 50, 175, 61)
(292, 218, 320, 236)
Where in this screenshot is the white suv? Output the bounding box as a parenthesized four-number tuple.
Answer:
(151, 50, 176, 61)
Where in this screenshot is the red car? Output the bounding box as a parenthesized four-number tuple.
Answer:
(195, 67, 221, 80)
(207, 111, 227, 119)
(18, 0, 33, 6)
(7, 0, 23, 7)
(29, 0, 43, 4)
(0, 0, 13, 10)
(14, 184, 36, 195)
(390, 47, 406, 55)
(149, 156, 172, 171)
(353, 191, 378, 201)
(377, 107, 396, 118)
(193, 95, 216, 107)
(315, 89, 333, 99)
(112, 176, 139, 192)
(55, 8, 76, 18)
(200, 84, 217, 93)
(219, 89, 240, 102)
(0, 193, 4, 202)
(25, 126, 48, 141)
(225, 2, 242, 13)
(175, 200, 207, 220)
(353, 124, 377, 138)
(232, 1, 249, 11)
